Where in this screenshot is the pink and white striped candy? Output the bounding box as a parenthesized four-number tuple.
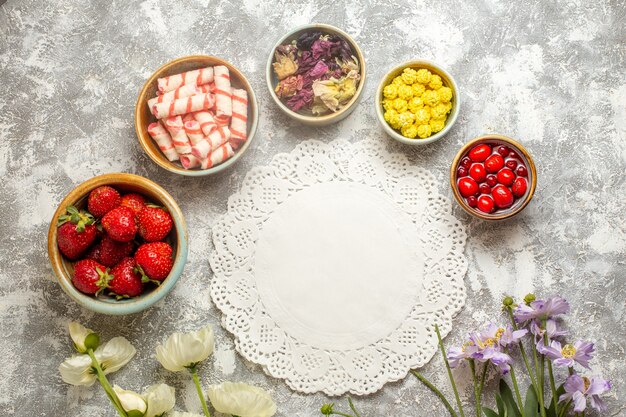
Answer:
(180, 154, 201, 169)
(183, 120, 205, 145)
(193, 111, 217, 136)
(191, 126, 230, 159)
(147, 83, 199, 113)
(152, 93, 215, 119)
(198, 83, 215, 94)
(164, 116, 192, 155)
(213, 66, 232, 126)
(229, 88, 248, 150)
(147, 121, 179, 161)
(157, 67, 214, 94)
(201, 143, 234, 169)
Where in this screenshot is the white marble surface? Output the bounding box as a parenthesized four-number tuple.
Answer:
(0, 0, 624, 416)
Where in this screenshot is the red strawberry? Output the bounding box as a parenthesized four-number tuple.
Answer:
(88, 186, 121, 218)
(84, 242, 102, 262)
(72, 259, 111, 295)
(135, 242, 173, 281)
(120, 193, 146, 214)
(137, 206, 173, 242)
(99, 235, 134, 267)
(56, 206, 97, 260)
(102, 206, 137, 242)
(109, 257, 144, 297)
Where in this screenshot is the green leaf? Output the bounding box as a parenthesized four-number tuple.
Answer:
(524, 384, 540, 417)
(483, 407, 500, 417)
(499, 380, 521, 417)
(496, 393, 506, 416)
(546, 383, 565, 417)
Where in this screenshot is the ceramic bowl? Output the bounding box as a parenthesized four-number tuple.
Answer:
(375, 59, 460, 145)
(135, 55, 258, 176)
(47, 173, 188, 314)
(266, 23, 366, 126)
(450, 134, 537, 220)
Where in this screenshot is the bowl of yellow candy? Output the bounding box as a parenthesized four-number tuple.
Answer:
(376, 60, 460, 145)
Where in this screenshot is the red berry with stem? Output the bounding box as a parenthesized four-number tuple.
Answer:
(72, 259, 111, 295)
(469, 163, 487, 183)
(492, 185, 515, 209)
(469, 144, 492, 162)
(477, 195, 495, 213)
(99, 235, 134, 267)
(497, 168, 516, 186)
(88, 186, 121, 218)
(134, 242, 174, 282)
(516, 165, 528, 177)
(512, 177, 528, 198)
(486, 175, 498, 187)
(458, 177, 479, 198)
(102, 206, 137, 242)
(120, 193, 146, 214)
(484, 154, 504, 173)
(505, 159, 518, 170)
(109, 257, 144, 298)
(137, 206, 173, 242)
(56, 206, 97, 260)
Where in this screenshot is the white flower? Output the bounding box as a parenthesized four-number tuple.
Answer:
(113, 385, 147, 415)
(59, 336, 136, 386)
(144, 383, 176, 417)
(155, 325, 214, 372)
(167, 412, 204, 417)
(68, 322, 98, 353)
(207, 382, 277, 417)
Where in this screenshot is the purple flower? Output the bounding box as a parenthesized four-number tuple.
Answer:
(296, 51, 319, 75)
(311, 39, 335, 60)
(538, 340, 595, 369)
(308, 61, 329, 79)
(447, 346, 472, 368)
(499, 325, 528, 346)
(296, 31, 322, 50)
(514, 296, 570, 322)
(286, 88, 314, 112)
(559, 374, 612, 413)
(530, 319, 568, 340)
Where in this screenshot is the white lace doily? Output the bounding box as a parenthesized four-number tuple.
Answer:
(209, 138, 468, 395)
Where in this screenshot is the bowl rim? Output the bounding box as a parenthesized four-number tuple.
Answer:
(265, 23, 366, 123)
(47, 173, 188, 315)
(449, 134, 537, 220)
(375, 59, 461, 146)
(134, 55, 259, 176)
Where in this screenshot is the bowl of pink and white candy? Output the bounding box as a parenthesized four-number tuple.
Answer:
(135, 56, 258, 176)
(450, 134, 537, 220)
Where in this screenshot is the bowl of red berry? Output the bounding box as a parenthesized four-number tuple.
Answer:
(450, 134, 537, 220)
(47, 173, 188, 315)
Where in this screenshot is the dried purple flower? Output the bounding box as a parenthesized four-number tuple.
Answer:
(559, 374, 611, 413)
(530, 319, 568, 341)
(286, 88, 314, 112)
(311, 38, 335, 60)
(537, 340, 595, 369)
(275, 75, 304, 98)
(308, 61, 329, 79)
(296, 31, 322, 50)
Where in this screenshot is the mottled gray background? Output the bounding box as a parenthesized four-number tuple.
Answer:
(0, 0, 624, 416)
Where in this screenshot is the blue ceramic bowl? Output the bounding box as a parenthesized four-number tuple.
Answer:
(48, 173, 188, 315)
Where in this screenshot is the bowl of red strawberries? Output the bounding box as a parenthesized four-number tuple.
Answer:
(450, 134, 537, 220)
(47, 173, 188, 314)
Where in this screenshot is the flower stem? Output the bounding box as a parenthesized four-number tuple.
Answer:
(412, 371, 458, 417)
(542, 325, 559, 415)
(531, 336, 547, 417)
(507, 362, 525, 417)
(477, 362, 488, 407)
(87, 349, 128, 417)
(469, 360, 482, 417)
(435, 325, 466, 417)
(347, 397, 361, 417)
(557, 400, 572, 417)
(189, 366, 211, 417)
(331, 412, 355, 417)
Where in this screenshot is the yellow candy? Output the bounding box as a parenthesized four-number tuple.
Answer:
(431, 103, 448, 120)
(401, 123, 419, 139)
(382, 98, 395, 111)
(392, 76, 404, 86)
(397, 111, 416, 128)
(383, 84, 398, 99)
(401, 68, 419, 85)
(417, 124, 432, 139)
(408, 96, 424, 113)
(430, 118, 446, 133)
(416, 69, 432, 84)
(429, 74, 443, 90)
(415, 107, 431, 124)
(444, 102, 452, 113)
(398, 84, 414, 100)
(412, 83, 426, 97)
(388, 113, 401, 129)
(422, 90, 439, 107)
(438, 86, 453, 103)
(384, 108, 398, 124)
(393, 98, 408, 113)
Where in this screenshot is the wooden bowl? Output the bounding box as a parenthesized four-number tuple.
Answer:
(47, 173, 188, 315)
(450, 135, 537, 220)
(135, 56, 258, 176)
(266, 23, 366, 126)
(376, 59, 460, 146)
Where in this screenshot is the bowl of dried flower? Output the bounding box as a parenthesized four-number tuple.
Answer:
(266, 23, 366, 126)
